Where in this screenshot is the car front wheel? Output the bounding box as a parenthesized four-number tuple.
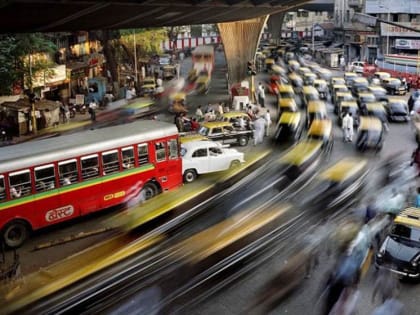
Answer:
(230, 160, 241, 169)
(238, 136, 248, 146)
(183, 169, 197, 183)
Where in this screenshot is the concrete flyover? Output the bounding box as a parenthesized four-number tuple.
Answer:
(0, 0, 332, 91)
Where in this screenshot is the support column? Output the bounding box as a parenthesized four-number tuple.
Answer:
(267, 12, 285, 44)
(217, 16, 268, 87)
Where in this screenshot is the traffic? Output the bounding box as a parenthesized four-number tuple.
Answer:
(0, 38, 419, 315)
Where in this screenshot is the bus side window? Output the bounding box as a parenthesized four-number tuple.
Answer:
(122, 147, 135, 169)
(155, 142, 166, 162)
(168, 139, 179, 159)
(59, 159, 78, 186)
(102, 150, 119, 175)
(35, 164, 56, 192)
(81, 155, 99, 180)
(0, 175, 5, 201)
(137, 144, 149, 165)
(9, 170, 31, 199)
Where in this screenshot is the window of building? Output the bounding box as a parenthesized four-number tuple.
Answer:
(9, 170, 31, 199)
(59, 159, 78, 186)
(168, 139, 178, 159)
(81, 154, 99, 180)
(102, 150, 120, 175)
(122, 147, 135, 169)
(138, 144, 149, 165)
(0, 175, 5, 201)
(35, 164, 56, 192)
(155, 142, 166, 162)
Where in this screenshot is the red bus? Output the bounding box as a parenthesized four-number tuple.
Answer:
(0, 120, 182, 248)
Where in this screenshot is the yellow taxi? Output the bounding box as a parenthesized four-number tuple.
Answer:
(316, 68, 333, 80)
(288, 72, 303, 90)
(306, 100, 328, 127)
(330, 77, 346, 86)
(279, 139, 324, 180)
(344, 72, 359, 85)
(368, 85, 388, 103)
(180, 134, 209, 144)
(273, 111, 305, 144)
(169, 92, 187, 113)
(278, 98, 298, 115)
(278, 84, 295, 99)
(364, 102, 387, 122)
(219, 111, 251, 128)
(298, 157, 369, 209)
(357, 91, 377, 107)
(302, 86, 320, 107)
(332, 84, 349, 104)
(303, 72, 318, 86)
(356, 116, 383, 152)
(265, 58, 275, 72)
(334, 91, 354, 114)
(314, 79, 328, 99)
(198, 121, 253, 146)
(307, 119, 333, 153)
(374, 71, 391, 81)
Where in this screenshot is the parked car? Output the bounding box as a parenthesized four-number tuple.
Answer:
(385, 98, 409, 122)
(376, 207, 420, 279)
(198, 121, 253, 146)
(181, 140, 245, 183)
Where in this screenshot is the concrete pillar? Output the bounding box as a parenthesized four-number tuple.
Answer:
(217, 16, 268, 86)
(267, 12, 285, 44)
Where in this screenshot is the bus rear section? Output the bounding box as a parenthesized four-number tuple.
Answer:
(0, 120, 182, 248)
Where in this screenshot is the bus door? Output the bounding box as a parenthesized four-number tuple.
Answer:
(154, 139, 182, 190)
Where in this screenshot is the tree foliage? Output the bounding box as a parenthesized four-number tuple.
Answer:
(0, 33, 56, 94)
(120, 28, 167, 58)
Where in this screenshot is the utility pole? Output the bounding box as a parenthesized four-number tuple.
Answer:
(29, 54, 37, 135)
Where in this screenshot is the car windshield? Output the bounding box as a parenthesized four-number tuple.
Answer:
(280, 92, 294, 98)
(389, 102, 406, 111)
(391, 224, 420, 243)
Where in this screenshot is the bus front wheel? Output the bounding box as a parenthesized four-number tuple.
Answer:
(142, 182, 159, 200)
(2, 220, 30, 248)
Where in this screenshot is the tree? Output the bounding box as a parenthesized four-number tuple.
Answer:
(0, 33, 56, 95)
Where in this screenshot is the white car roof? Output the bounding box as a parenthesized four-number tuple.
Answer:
(181, 140, 222, 150)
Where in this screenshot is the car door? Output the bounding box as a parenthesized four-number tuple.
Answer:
(222, 125, 237, 144)
(208, 146, 229, 172)
(191, 147, 209, 174)
(209, 127, 225, 143)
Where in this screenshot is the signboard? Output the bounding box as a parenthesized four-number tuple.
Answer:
(75, 94, 85, 105)
(365, 0, 420, 14)
(352, 13, 377, 27)
(395, 38, 420, 49)
(381, 22, 420, 37)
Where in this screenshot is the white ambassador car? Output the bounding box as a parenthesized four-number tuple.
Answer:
(181, 140, 245, 183)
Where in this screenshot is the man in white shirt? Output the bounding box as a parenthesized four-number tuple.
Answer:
(257, 82, 266, 107)
(342, 112, 354, 142)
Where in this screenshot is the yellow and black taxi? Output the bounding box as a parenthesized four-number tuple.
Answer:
(278, 97, 298, 116)
(355, 116, 384, 152)
(273, 111, 305, 144)
(357, 91, 377, 107)
(332, 84, 349, 105)
(374, 71, 391, 82)
(298, 66, 312, 77)
(330, 76, 346, 88)
(382, 77, 407, 95)
(315, 67, 333, 81)
(302, 86, 320, 108)
(169, 92, 187, 113)
(306, 100, 328, 128)
(271, 64, 287, 76)
(265, 58, 275, 72)
(338, 100, 359, 127)
(297, 157, 369, 210)
(363, 102, 387, 122)
(376, 207, 420, 278)
(288, 72, 303, 91)
(307, 119, 333, 153)
(278, 139, 324, 180)
(334, 91, 355, 114)
(219, 111, 252, 129)
(302, 72, 318, 86)
(344, 71, 359, 86)
(288, 59, 301, 71)
(314, 79, 329, 100)
(351, 77, 370, 95)
(198, 121, 253, 146)
(368, 85, 388, 103)
(384, 97, 409, 122)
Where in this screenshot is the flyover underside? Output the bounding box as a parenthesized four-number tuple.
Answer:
(267, 12, 286, 42)
(218, 16, 269, 86)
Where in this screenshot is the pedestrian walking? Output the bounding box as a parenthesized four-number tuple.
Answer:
(342, 112, 354, 142)
(264, 109, 272, 136)
(88, 100, 97, 122)
(253, 116, 266, 145)
(257, 82, 266, 107)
